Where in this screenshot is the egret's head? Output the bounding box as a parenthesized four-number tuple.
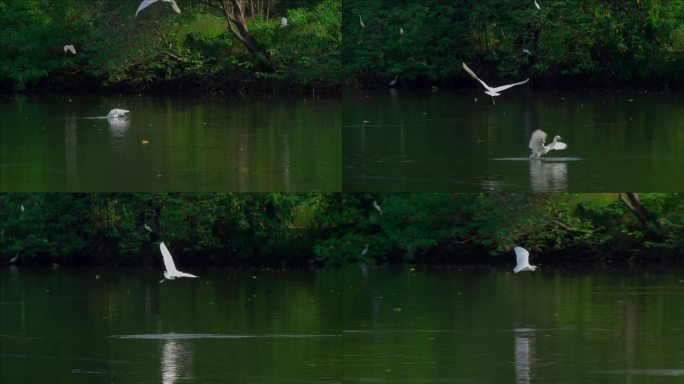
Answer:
(553, 135, 562, 142)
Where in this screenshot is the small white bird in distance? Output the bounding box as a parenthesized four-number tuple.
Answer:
(159, 242, 198, 282)
(389, 75, 398, 87)
(107, 109, 130, 119)
(513, 246, 537, 273)
(534, 0, 541, 10)
(144, 223, 153, 233)
(280, 17, 288, 28)
(63, 45, 76, 55)
(529, 129, 567, 159)
(136, 0, 181, 17)
(400, 27, 404, 36)
(522, 49, 532, 55)
(9, 253, 19, 263)
(372, 201, 383, 214)
(361, 244, 369, 257)
(462, 62, 529, 105)
(20, 204, 25, 213)
(359, 15, 365, 28)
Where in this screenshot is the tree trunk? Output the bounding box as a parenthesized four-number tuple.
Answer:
(619, 192, 664, 240)
(218, 0, 272, 71)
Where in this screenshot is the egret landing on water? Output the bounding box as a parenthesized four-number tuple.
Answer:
(462, 62, 529, 105)
(529, 129, 567, 159)
(63, 45, 76, 54)
(159, 242, 198, 283)
(136, 0, 181, 17)
(107, 109, 130, 119)
(514, 247, 537, 273)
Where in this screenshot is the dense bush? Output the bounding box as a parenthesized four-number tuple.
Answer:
(2, 193, 682, 266)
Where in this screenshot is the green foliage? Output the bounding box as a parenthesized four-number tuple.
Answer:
(343, 0, 684, 87)
(1, 193, 683, 266)
(0, 0, 342, 93)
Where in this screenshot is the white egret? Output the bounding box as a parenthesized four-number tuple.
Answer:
(280, 17, 288, 28)
(20, 204, 25, 213)
(534, 0, 541, 10)
(513, 246, 537, 273)
(372, 201, 383, 214)
(9, 253, 19, 264)
(400, 27, 404, 36)
(63, 45, 76, 55)
(389, 75, 398, 87)
(361, 244, 369, 257)
(145, 223, 153, 232)
(136, 0, 181, 17)
(462, 63, 529, 105)
(529, 129, 567, 159)
(522, 49, 532, 55)
(159, 242, 198, 282)
(107, 109, 130, 119)
(359, 15, 365, 28)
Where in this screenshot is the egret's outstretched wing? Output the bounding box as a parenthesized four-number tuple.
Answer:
(490, 78, 529, 93)
(529, 129, 547, 151)
(136, 0, 159, 16)
(514, 246, 530, 268)
(160, 242, 179, 274)
(168, 0, 181, 14)
(549, 141, 568, 151)
(462, 62, 491, 91)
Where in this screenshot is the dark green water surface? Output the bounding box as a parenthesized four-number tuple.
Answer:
(0, 95, 341, 192)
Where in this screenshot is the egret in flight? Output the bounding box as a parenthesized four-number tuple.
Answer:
(136, 0, 181, 17)
(107, 109, 130, 119)
(63, 45, 76, 55)
(159, 242, 198, 282)
(280, 17, 288, 28)
(514, 246, 537, 273)
(372, 201, 383, 214)
(462, 63, 529, 105)
(359, 15, 365, 28)
(529, 129, 567, 159)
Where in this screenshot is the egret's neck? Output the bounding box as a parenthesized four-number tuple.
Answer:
(163, 271, 171, 280)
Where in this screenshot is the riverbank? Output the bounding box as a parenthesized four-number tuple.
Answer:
(2, 193, 682, 268)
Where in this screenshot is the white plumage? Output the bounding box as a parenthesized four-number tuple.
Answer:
(372, 200, 383, 214)
(160, 242, 198, 280)
(389, 75, 398, 87)
(136, 0, 181, 17)
(513, 246, 537, 273)
(63, 45, 76, 54)
(528, 129, 567, 159)
(107, 109, 130, 119)
(359, 15, 365, 28)
(534, 0, 541, 10)
(462, 62, 529, 98)
(280, 17, 288, 28)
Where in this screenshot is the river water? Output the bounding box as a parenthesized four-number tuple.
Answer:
(343, 89, 684, 192)
(0, 95, 341, 192)
(2, 266, 683, 383)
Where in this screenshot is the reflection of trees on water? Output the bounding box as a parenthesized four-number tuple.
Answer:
(64, 113, 78, 186)
(529, 160, 567, 192)
(514, 328, 536, 384)
(161, 339, 194, 384)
